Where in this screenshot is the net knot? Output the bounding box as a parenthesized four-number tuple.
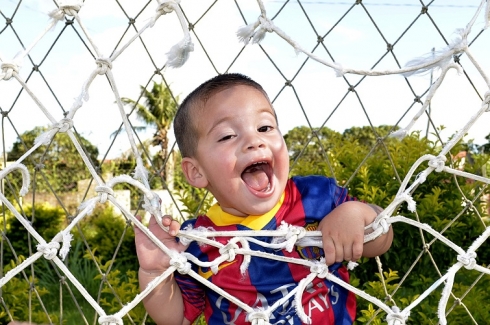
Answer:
(372, 215, 391, 233)
(280, 222, 307, 252)
(37, 241, 60, 260)
(54, 118, 73, 133)
(309, 260, 329, 278)
(95, 57, 112, 75)
(457, 252, 477, 270)
(95, 186, 115, 203)
(252, 16, 275, 44)
(248, 310, 270, 325)
(258, 16, 274, 33)
(386, 306, 409, 325)
(428, 155, 446, 172)
(35, 163, 45, 171)
(450, 29, 469, 53)
(219, 242, 240, 262)
(483, 91, 490, 112)
(284, 224, 307, 240)
(98, 315, 123, 325)
(1, 62, 19, 80)
(170, 253, 191, 274)
(177, 223, 195, 246)
(59, 0, 83, 17)
(156, 0, 179, 15)
(397, 193, 416, 212)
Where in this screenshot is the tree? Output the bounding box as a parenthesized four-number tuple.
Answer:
(121, 81, 179, 182)
(284, 125, 400, 182)
(7, 126, 99, 194)
(479, 132, 490, 154)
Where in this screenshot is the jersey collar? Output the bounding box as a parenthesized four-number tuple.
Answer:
(206, 193, 285, 230)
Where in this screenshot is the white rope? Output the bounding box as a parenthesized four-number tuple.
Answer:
(0, 61, 20, 80)
(391, 62, 462, 139)
(0, 163, 30, 196)
(158, 0, 195, 68)
(98, 315, 123, 325)
(1, 1, 490, 324)
(0, 252, 44, 288)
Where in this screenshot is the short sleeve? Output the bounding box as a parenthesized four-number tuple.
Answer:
(174, 218, 206, 322)
(291, 175, 351, 221)
(174, 272, 206, 322)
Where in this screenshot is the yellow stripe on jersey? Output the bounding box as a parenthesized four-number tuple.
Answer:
(207, 193, 285, 230)
(198, 260, 237, 279)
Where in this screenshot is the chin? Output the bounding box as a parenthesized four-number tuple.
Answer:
(248, 198, 280, 216)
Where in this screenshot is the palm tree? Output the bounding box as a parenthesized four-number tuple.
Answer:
(122, 81, 178, 185)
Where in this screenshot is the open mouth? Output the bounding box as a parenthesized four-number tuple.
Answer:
(241, 161, 272, 193)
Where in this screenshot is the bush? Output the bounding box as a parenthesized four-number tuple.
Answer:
(72, 204, 138, 273)
(2, 203, 66, 264)
(1, 202, 142, 324)
(286, 126, 490, 323)
(0, 257, 58, 324)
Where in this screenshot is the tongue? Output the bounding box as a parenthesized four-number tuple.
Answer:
(242, 168, 270, 192)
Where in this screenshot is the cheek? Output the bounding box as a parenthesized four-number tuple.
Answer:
(210, 151, 237, 174)
(273, 138, 289, 161)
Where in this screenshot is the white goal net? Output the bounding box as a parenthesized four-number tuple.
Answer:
(1, 1, 490, 324)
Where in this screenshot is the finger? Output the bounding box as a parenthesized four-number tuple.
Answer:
(334, 238, 344, 263)
(323, 236, 336, 266)
(161, 215, 173, 227)
(351, 238, 364, 261)
(168, 220, 180, 236)
(343, 242, 353, 262)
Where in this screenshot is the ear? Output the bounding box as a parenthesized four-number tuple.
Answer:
(181, 157, 208, 188)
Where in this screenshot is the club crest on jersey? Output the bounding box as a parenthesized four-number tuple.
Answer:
(297, 222, 324, 261)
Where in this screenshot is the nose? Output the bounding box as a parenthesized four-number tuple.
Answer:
(243, 132, 266, 151)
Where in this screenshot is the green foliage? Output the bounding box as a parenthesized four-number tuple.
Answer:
(285, 125, 490, 324)
(97, 265, 154, 324)
(6, 126, 99, 194)
(2, 203, 66, 266)
(1, 203, 142, 324)
(121, 81, 179, 183)
(193, 314, 207, 325)
(0, 257, 58, 324)
(2, 123, 489, 324)
(72, 204, 138, 272)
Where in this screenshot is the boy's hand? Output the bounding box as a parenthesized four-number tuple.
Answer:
(318, 201, 371, 266)
(134, 215, 187, 274)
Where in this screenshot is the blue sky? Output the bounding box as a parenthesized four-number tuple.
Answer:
(1, 0, 489, 159)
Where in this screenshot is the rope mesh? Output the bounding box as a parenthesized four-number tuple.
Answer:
(1, 0, 490, 324)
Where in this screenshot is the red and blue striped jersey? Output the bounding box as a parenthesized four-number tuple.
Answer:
(175, 175, 357, 324)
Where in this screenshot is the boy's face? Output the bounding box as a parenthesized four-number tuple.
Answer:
(182, 85, 289, 217)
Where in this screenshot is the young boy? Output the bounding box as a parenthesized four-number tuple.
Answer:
(135, 73, 393, 325)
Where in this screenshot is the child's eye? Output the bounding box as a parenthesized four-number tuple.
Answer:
(258, 126, 273, 132)
(218, 135, 234, 142)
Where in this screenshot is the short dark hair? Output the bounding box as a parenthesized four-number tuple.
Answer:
(174, 73, 275, 157)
